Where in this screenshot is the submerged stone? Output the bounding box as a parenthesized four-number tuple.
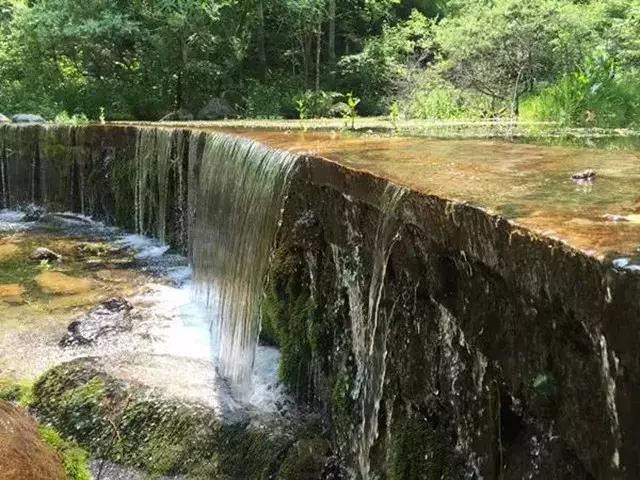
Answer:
(35, 271, 95, 295)
(0, 243, 20, 260)
(0, 283, 25, 302)
(60, 297, 132, 347)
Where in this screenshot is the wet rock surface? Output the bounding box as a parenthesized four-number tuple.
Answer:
(0, 400, 66, 480)
(1, 124, 639, 479)
(11, 113, 45, 124)
(30, 247, 62, 262)
(60, 297, 133, 347)
(261, 158, 640, 479)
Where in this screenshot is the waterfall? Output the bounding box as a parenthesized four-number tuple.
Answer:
(190, 133, 298, 390)
(333, 183, 406, 480)
(134, 128, 175, 241)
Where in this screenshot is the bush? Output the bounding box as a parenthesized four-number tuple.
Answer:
(405, 75, 495, 120)
(295, 90, 342, 118)
(244, 77, 305, 119)
(0, 378, 34, 407)
(54, 111, 90, 125)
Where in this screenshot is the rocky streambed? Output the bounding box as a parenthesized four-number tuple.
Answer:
(0, 210, 326, 480)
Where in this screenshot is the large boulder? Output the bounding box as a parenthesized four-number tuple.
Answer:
(31, 358, 330, 480)
(0, 400, 66, 480)
(196, 97, 236, 120)
(160, 109, 194, 121)
(0, 113, 9, 123)
(12, 114, 45, 124)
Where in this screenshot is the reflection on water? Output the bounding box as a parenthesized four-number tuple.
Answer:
(193, 128, 640, 264)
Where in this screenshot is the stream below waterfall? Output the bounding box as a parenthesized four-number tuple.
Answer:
(0, 207, 292, 477)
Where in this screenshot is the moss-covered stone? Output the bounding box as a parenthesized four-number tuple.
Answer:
(0, 378, 34, 407)
(277, 436, 330, 480)
(387, 413, 461, 480)
(31, 359, 312, 479)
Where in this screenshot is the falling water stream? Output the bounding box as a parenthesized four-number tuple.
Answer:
(189, 133, 298, 390)
(333, 184, 407, 479)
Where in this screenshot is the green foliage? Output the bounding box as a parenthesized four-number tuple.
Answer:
(333, 92, 361, 129)
(0, 0, 639, 127)
(38, 425, 92, 480)
(54, 111, 89, 125)
(388, 101, 400, 130)
(520, 53, 640, 127)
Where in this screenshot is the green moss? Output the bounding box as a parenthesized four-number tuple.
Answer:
(388, 414, 460, 480)
(278, 436, 330, 480)
(262, 248, 317, 397)
(38, 425, 92, 480)
(32, 361, 296, 479)
(329, 371, 355, 445)
(0, 378, 34, 406)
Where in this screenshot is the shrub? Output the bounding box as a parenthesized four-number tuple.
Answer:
(244, 77, 304, 119)
(54, 111, 90, 125)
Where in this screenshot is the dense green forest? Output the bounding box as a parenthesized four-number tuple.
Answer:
(0, 0, 638, 127)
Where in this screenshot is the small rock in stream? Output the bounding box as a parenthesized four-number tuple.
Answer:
(23, 204, 45, 222)
(30, 247, 62, 262)
(603, 214, 629, 222)
(571, 169, 597, 183)
(60, 297, 133, 347)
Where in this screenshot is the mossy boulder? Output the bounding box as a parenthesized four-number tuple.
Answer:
(31, 358, 330, 479)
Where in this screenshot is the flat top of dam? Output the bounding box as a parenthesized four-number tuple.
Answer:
(202, 128, 640, 264)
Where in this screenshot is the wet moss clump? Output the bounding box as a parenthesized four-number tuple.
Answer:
(31, 360, 312, 479)
(262, 248, 316, 396)
(277, 436, 330, 480)
(38, 425, 92, 480)
(388, 412, 462, 480)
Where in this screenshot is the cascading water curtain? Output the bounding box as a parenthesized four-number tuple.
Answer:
(134, 128, 175, 242)
(191, 133, 298, 392)
(332, 183, 406, 480)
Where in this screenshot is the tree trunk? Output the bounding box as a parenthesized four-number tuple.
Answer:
(302, 33, 311, 88)
(257, 0, 267, 79)
(315, 21, 321, 91)
(175, 38, 186, 110)
(328, 0, 336, 64)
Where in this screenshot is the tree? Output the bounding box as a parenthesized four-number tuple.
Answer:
(435, 0, 590, 115)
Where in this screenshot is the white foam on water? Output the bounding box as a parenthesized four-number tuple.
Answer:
(128, 255, 285, 413)
(116, 234, 170, 259)
(0, 209, 27, 231)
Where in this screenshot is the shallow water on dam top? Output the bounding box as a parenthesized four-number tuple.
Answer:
(195, 127, 640, 263)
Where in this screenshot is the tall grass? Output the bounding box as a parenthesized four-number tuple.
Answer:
(520, 55, 640, 128)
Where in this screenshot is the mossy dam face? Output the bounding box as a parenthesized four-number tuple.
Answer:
(1, 124, 639, 479)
